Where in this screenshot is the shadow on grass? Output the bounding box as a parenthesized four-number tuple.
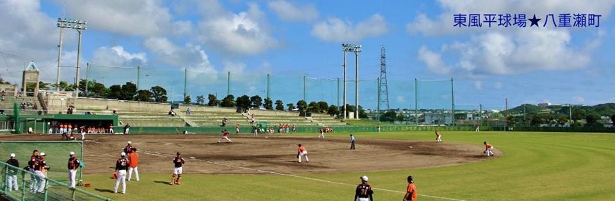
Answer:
(154, 180, 171, 185)
(94, 188, 114, 193)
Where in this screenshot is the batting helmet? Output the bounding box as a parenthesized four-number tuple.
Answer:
(407, 175, 414, 182)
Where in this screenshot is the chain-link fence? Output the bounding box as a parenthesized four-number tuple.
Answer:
(1, 160, 111, 201)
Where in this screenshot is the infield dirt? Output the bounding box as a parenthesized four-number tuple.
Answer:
(1, 134, 497, 175)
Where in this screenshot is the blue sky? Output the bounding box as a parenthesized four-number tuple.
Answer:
(1, 0, 614, 110)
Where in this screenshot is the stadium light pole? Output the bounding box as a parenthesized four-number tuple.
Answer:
(342, 44, 349, 119)
(55, 18, 65, 92)
(342, 44, 361, 119)
(57, 18, 87, 97)
(353, 45, 361, 120)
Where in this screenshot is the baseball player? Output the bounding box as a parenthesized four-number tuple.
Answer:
(354, 175, 374, 201)
(170, 152, 185, 185)
(403, 175, 417, 201)
(124, 124, 130, 135)
(217, 130, 233, 143)
(114, 152, 129, 194)
(4, 153, 19, 191)
(435, 131, 442, 143)
(124, 141, 133, 154)
(318, 128, 325, 138)
(297, 144, 309, 163)
(27, 150, 40, 192)
(127, 148, 139, 181)
(67, 151, 80, 188)
(235, 124, 240, 134)
(484, 141, 494, 156)
(33, 152, 47, 193)
(350, 134, 356, 150)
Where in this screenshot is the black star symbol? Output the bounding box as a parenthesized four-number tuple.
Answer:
(528, 14, 541, 27)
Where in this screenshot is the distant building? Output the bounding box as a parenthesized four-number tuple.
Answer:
(537, 102, 551, 107)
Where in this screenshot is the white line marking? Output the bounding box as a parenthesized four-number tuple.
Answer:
(142, 151, 465, 201)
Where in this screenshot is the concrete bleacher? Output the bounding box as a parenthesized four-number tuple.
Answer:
(59, 98, 349, 127)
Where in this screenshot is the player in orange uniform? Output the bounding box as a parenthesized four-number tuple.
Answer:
(484, 141, 494, 156)
(127, 148, 139, 181)
(297, 144, 309, 163)
(235, 124, 240, 134)
(403, 175, 417, 201)
(435, 131, 442, 143)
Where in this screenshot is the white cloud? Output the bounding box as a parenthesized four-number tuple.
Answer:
(409, 0, 613, 76)
(397, 95, 406, 103)
(267, 0, 319, 22)
(417, 46, 451, 74)
(91, 46, 147, 67)
(0, 0, 64, 84)
(311, 14, 389, 42)
(474, 81, 482, 90)
(196, 2, 278, 55)
(143, 37, 216, 77)
(493, 81, 503, 89)
(572, 95, 585, 103)
(64, 0, 191, 36)
(407, 0, 615, 36)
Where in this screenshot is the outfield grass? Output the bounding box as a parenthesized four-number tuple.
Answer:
(81, 131, 615, 201)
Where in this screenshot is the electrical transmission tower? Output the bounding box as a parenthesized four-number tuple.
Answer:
(378, 46, 390, 117)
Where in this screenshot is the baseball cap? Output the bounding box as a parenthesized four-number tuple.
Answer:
(10, 153, 15, 158)
(70, 151, 75, 156)
(40, 152, 46, 156)
(360, 175, 368, 182)
(121, 152, 126, 156)
(127, 141, 132, 144)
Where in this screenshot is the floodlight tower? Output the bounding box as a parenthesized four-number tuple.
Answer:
(57, 18, 87, 97)
(352, 45, 361, 120)
(342, 43, 361, 119)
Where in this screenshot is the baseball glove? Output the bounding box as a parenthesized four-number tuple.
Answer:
(296, 152, 300, 158)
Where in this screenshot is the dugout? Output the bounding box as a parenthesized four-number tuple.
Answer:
(6, 113, 118, 134)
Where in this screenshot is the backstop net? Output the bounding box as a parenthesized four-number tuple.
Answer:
(415, 79, 454, 125)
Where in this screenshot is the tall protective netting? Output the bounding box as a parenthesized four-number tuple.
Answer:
(0, 141, 83, 181)
(0, 141, 108, 201)
(415, 79, 454, 125)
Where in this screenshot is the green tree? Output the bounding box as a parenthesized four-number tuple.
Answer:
(108, 85, 122, 99)
(327, 105, 339, 116)
(263, 97, 273, 110)
(318, 101, 329, 113)
(120, 82, 137, 100)
(221, 95, 235, 107)
(196, 95, 205, 105)
(296, 100, 308, 111)
(308, 101, 320, 113)
(236, 95, 251, 111)
(184, 95, 192, 105)
(136, 90, 153, 102)
(207, 94, 220, 106)
(150, 86, 167, 102)
(358, 105, 367, 118)
(275, 100, 284, 111)
(286, 103, 295, 111)
(89, 82, 108, 98)
(38, 81, 51, 90)
(381, 110, 397, 122)
(396, 113, 405, 121)
(250, 95, 263, 108)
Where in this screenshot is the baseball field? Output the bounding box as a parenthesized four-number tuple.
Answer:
(3, 130, 615, 201)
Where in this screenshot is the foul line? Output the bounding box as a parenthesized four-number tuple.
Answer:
(143, 151, 465, 201)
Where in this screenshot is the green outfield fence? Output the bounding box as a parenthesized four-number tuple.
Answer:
(0, 160, 111, 201)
